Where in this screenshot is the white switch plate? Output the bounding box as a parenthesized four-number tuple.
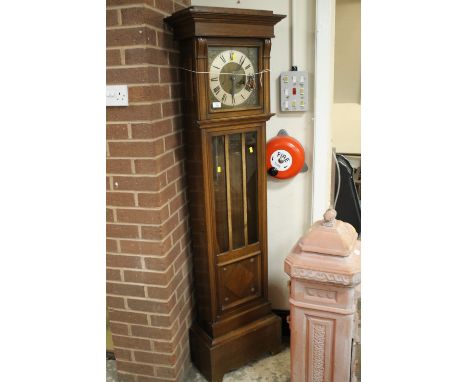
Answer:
(106, 85, 128, 106)
(280, 71, 308, 112)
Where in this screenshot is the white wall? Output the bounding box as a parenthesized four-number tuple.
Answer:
(332, 103, 360, 153)
(191, 0, 324, 309)
(332, 0, 361, 154)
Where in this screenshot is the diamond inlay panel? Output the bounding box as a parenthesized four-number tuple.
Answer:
(218, 255, 261, 311)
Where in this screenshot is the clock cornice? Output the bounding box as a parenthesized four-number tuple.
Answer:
(164, 6, 286, 40)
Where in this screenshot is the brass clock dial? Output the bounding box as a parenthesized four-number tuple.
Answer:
(208, 46, 259, 110)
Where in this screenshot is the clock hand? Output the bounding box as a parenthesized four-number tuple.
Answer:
(230, 73, 236, 98)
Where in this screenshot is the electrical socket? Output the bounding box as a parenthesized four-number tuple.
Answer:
(106, 85, 128, 106)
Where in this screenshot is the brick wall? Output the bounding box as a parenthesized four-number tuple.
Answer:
(106, 1, 193, 381)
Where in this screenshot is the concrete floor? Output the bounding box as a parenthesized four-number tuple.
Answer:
(107, 298, 361, 381)
(107, 347, 291, 381)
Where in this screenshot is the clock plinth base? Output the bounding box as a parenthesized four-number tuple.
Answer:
(189, 313, 282, 382)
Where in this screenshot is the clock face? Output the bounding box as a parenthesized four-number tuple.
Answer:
(208, 46, 259, 110)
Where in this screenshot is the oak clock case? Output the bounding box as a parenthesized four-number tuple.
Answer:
(165, 7, 285, 382)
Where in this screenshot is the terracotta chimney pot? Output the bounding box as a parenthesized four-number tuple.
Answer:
(285, 208, 361, 382)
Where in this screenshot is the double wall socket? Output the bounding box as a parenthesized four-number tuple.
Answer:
(106, 85, 128, 106)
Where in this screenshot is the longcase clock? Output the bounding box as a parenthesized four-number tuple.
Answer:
(165, 7, 285, 382)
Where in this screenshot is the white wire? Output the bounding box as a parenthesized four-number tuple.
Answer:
(333, 151, 341, 208)
(176, 67, 270, 87)
(177, 67, 271, 76)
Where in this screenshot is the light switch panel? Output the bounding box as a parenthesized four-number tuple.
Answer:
(280, 71, 308, 112)
(106, 85, 128, 107)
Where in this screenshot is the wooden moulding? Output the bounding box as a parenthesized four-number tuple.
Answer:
(165, 6, 286, 41)
(190, 313, 282, 382)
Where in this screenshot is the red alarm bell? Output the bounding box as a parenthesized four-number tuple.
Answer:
(266, 134, 305, 179)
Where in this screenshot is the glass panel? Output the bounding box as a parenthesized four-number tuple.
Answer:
(212, 136, 229, 253)
(228, 134, 245, 249)
(245, 132, 258, 244)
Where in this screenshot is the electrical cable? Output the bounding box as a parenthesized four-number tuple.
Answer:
(333, 151, 341, 208)
(176, 67, 271, 87)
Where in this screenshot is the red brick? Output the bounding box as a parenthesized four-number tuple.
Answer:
(107, 124, 128, 140)
(147, 283, 174, 302)
(131, 325, 175, 340)
(166, 163, 184, 184)
(113, 337, 152, 351)
(159, 67, 178, 83)
(120, 236, 171, 255)
(107, 192, 135, 207)
(107, 254, 142, 268)
(107, 27, 156, 47)
(131, 120, 172, 139)
(107, 282, 145, 297)
(134, 154, 174, 175)
(107, 238, 118, 252)
(107, 104, 162, 122)
(134, 350, 176, 364)
(169, 84, 181, 99)
(152, 339, 177, 354)
(138, 184, 176, 208)
(154, 0, 174, 15)
(113, 176, 163, 192)
(107, 9, 119, 27)
(107, 67, 159, 85)
(168, 52, 180, 66)
(107, 0, 152, 5)
(107, 268, 122, 281)
(110, 322, 129, 335)
(108, 141, 164, 158)
(107, 224, 140, 239)
(107, 49, 121, 66)
(169, 193, 185, 214)
(161, 101, 180, 118)
(145, 243, 180, 270)
(120, 7, 165, 28)
(117, 206, 169, 225)
(107, 159, 132, 174)
(109, 310, 148, 325)
(107, 295, 125, 309)
(149, 314, 172, 327)
(157, 31, 174, 49)
(127, 294, 176, 313)
(128, 85, 170, 103)
(107, 208, 115, 222)
(125, 48, 168, 65)
(114, 347, 132, 361)
(141, 213, 179, 241)
(164, 132, 182, 151)
(117, 361, 154, 376)
(124, 269, 173, 286)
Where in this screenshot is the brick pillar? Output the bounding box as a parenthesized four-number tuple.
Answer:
(106, 1, 193, 381)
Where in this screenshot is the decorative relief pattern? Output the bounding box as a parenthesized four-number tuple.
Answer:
(291, 268, 361, 286)
(306, 287, 337, 302)
(312, 324, 326, 382)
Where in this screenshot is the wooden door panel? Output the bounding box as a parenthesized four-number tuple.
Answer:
(217, 254, 261, 312)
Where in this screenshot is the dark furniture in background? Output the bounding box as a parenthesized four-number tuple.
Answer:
(334, 154, 361, 235)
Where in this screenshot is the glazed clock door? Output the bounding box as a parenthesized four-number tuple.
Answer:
(209, 128, 263, 314)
